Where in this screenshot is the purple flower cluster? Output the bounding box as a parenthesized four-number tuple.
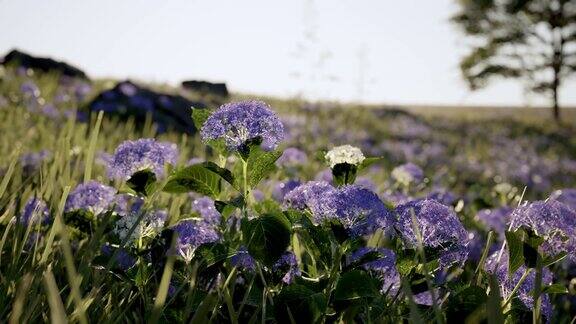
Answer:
(231, 246, 257, 271)
(485, 251, 552, 319)
(508, 200, 576, 262)
(107, 138, 178, 180)
(272, 179, 302, 202)
(101, 244, 136, 270)
(272, 251, 301, 284)
(65, 181, 116, 215)
(171, 219, 220, 262)
(276, 147, 307, 168)
(549, 188, 576, 211)
(426, 188, 457, 206)
(475, 206, 513, 239)
(192, 197, 221, 226)
(355, 177, 377, 192)
(283, 181, 335, 216)
(200, 100, 284, 152)
(348, 247, 400, 295)
(21, 81, 40, 98)
(320, 185, 395, 237)
(284, 182, 394, 237)
(395, 199, 469, 267)
(20, 197, 51, 226)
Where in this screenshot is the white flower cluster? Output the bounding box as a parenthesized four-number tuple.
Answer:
(325, 145, 365, 168)
(113, 210, 166, 244)
(391, 168, 414, 186)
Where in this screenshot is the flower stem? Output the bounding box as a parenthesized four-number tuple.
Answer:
(242, 159, 249, 218)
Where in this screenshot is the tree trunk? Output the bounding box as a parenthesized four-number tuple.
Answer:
(552, 85, 560, 122)
(551, 26, 563, 123)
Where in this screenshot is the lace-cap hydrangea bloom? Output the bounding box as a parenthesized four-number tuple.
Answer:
(107, 138, 178, 180)
(395, 199, 469, 267)
(549, 188, 576, 211)
(276, 147, 308, 168)
(325, 145, 365, 168)
(192, 197, 221, 226)
(508, 200, 576, 262)
(391, 162, 424, 185)
(272, 252, 301, 284)
(348, 247, 400, 295)
(319, 185, 396, 237)
(20, 197, 51, 226)
(485, 251, 553, 320)
(231, 246, 257, 272)
(283, 181, 337, 217)
(171, 220, 220, 263)
(200, 100, 284, 152)
(65, 181, 116, 215)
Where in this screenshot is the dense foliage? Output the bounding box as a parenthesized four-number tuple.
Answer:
(1, 67, 576, 323)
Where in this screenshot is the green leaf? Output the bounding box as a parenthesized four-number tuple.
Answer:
(446, 286, 487, 322)
(238, 137, 263, 161)
(331, 163, 357, 186)
(343, 250, 383, 272)
(127, 169, 157, 196)
(333, 270, 379, 301)
(241, 212, 292, 266)
(396, 257, 417, 276)
(522, 228, 544, 268)
(201, 161, 235, 186)
(163, 164, 225, 198)
(63, 209, 95, 234)
(542, 251, 567, 267)
(247, 148, 282, 188)
(541, 283, 568, 294)
(505, 230, 524, 276)
(194, 243, 229, 269)
(214, 196, 245, 219)
(358, 156, 383, 170)
(191, 107, 212, 130)
(274, 284, 327, 324)
(486, 274, 505, 324)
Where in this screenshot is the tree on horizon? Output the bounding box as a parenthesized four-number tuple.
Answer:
(452, 0, 576, 122)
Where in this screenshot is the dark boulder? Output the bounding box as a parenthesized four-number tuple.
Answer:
(182, 80, 228, 97)
(87, 81, 206, 134)
(1, 49, 89, 79)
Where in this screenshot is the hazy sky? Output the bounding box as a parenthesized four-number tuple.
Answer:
(0, 0, 574, 106)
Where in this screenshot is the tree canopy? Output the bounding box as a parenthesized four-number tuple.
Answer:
(452, 0, 576, 121)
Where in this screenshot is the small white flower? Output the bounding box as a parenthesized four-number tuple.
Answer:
(325, 145, 365, 168)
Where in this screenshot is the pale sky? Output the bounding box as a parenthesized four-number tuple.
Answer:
(0, 0, 574, 106)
